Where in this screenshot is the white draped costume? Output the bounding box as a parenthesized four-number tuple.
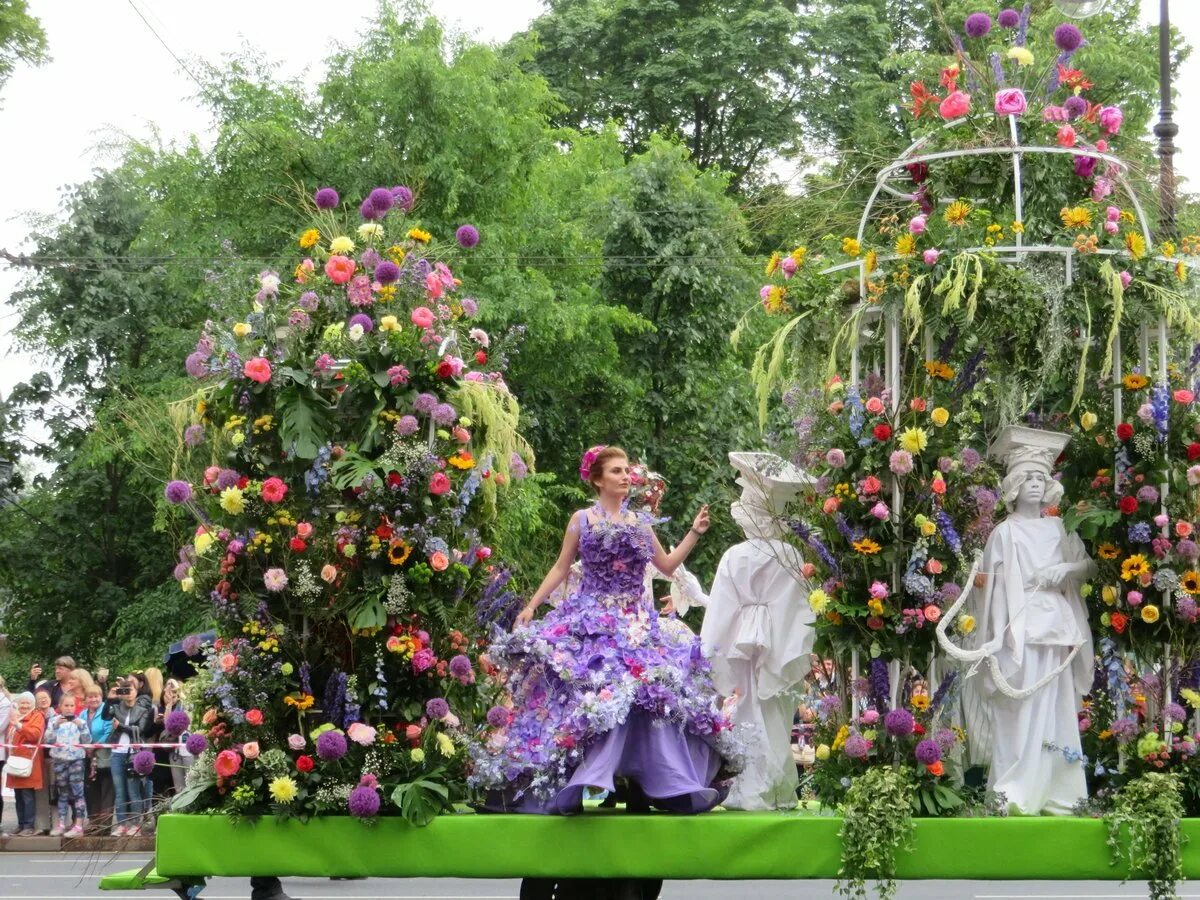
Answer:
(701, 452, 814, 810)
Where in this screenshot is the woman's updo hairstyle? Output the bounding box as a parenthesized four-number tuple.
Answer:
(580, 445, 628, 492)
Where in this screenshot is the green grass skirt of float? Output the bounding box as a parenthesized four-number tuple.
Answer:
(90, 810, 1200, 885)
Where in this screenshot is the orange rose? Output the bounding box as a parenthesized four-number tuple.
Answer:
(324, 255, 357, 285)
(430, 551, 450, 572)
(926, 761, 944, 777)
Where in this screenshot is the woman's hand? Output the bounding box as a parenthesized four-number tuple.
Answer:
(690, 505, 710, 536)
(514, 604, 537, 629)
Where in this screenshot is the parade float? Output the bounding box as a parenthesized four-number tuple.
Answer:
(102, 5, 1200, 900)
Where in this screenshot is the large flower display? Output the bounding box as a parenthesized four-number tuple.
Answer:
(164, 184, 530, 823)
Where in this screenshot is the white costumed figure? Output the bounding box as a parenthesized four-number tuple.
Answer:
(942, 426, 1095, 816)
(701, 452, 815, 810)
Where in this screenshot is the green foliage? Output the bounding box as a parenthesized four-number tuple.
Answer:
(836, 765, 914, 900)
(0, 0, 47, 100)
(1106, 772, 1187, 900)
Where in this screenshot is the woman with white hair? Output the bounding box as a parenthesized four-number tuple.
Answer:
(5, 690, 47, 835)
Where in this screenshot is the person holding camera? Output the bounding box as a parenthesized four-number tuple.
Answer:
(103, 675, 154, 836)
(27, 657, 76, 709)
(4, 691, 46, 836)
(46, 694, 90, 836)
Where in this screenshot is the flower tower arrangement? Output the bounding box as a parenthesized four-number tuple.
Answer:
(163, 184, 530, 823)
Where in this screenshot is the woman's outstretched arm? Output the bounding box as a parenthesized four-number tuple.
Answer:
(650, 505, 709, 577)
(515, 511, 584, 628)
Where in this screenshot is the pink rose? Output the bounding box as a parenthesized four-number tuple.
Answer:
(865, 396, 885, 415)
(347, 722, 377, 746)
(215, 749, 241, 777)
(822, 497, 840, 515)
(296, 522, 313, 539)
(411, 306, 435, 329)
(869, 501, 890, 521)
(241, 741, 260, 760)
(287, 734, 306, 751)
(1056, 125, 1077, 148)
(261, 476, 288, 503)
(324, 255, 356, 285)
(1175, 390, 1195, 405)
(320, 564, 338, 583)
(993, 88, 1027, 117)
(869, 581, 889, 600)
(219, 653, 238, 673)
(405, 724, 423, 741)
(204, 466, 220, 485)
(1104, 220, 1119, 235)
(1127, 591, 1143, 607)
(1099, 105, 1123, 135)
(801, 563, 816, 578)
(923, 605, 942, 623)
(1155, 514, 1170, 528)
(927, 559, 944, 575)
(429, 551, 449, 572)
(908, 215, 927, 235)
(243, 357, 272, 383)
(429, 472, 451, 495)
(411, 649, 436, 673)
(825, 449, 846, 468)
(1119, 270, 1132, 289)
(923, 249, 940, 266)
(938, 91, 971, 119)
(245, 708, 264, 726)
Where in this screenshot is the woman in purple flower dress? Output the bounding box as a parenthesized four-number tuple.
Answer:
(471, 446, 743, 814)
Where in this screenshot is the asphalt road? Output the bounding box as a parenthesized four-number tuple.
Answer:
(0, 854, 1187, 900)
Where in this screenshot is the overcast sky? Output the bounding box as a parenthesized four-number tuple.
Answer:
(0, 0, 1198, 439)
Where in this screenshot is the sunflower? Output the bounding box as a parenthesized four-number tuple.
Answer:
(895, 233, 917, 257)
(944, 200, 972, 227)
(388, 539, 413, 566)
(1125, 231, 1146, 260)
(1060, 206, 1092, 230)
(1120, 554, 1150, 582)
(910, 694, 931, 712)
(1097, 543, 1120, 560)
(1181, 570, 1200, 594)
(1122, 373, 1150, 390)
(852, 537, 883, 555)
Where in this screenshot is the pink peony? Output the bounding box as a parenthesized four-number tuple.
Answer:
(938, 91, 971, 119)
(215, 750, 241, 778)
(429, 472, 451, 495)
(261, 476, 288, 503)
(889, 450, 914, 475)
(324, 255, 356, 284)
(1056, 125, 1077, 148)
(923, 249, 940, 266)
(1099, 106, 1123, 135)
(411, 649, 436, 673)
(993, 88, 1027, 117)
(347, 722, 377, 746)
(243, 357, 272, 383)
(411, 306, 435, 329)
(908, 215, 927, 235)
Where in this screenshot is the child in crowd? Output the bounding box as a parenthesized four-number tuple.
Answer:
(47, 695, 90, 836)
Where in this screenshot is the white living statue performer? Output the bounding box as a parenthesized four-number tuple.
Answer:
(939, 426, 1095, 816)
(701, 452, 815, 810)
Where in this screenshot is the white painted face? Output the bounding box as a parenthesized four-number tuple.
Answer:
(1018, 470, 1046, 506)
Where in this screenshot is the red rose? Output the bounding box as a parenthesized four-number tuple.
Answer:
(1189, 443, 1200, 461)
(289, 537, 307, 552)
(245, 708, 264, 726)
(475, 351, 488, 365)
(237, 476, 250, 490)
(1119, 496, 1139, 514)
(1116, 423, 1134, 441)
(386, 472, 403, 489)
(873, 423, 892, 442)
(866, 616, 885, 631)
(1110, 612, 1128, 634)
(436, 360, 454, 378)
(295, 755, 314, 773)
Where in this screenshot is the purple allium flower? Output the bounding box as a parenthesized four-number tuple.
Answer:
(348, 313, 374, 333)
(359, 198, 383, 221)
(185, 351, 209, 378)
(1178, 595, 1198, 622)
(314, 187, 340, 209)
(449, 654, 473, 680)
(1166, 702, 1187, 722)
(1064, 95, 1088, 120)
(961, 447, 981, 471)
(395, 415, 419, 437)
(455, 224, 480, 248)
(964, 12, 992, 38)
(425, 698, 450, 719)
(374, 261, 400, 284)
(185, 733, 208, 755)
(486, 705, 512, 728)
(361, 248, 382, 272)
(414, 392, 438, 414)
(132, 750, 156, 776)
(1111, 716, 1139, 743)
(884, 708, 915, 737)
(1055, 23, 1084, 52)
(1179, 539, 1200, 560)
(460, 298, 478, 316)
(432, 403, 457, 426)
(184, 424, 205, 447)
(843, 734, 871, 759)
(164, 710, 191, 736)
(997, 8, 1019, 28)
(164, 480, 193, 505)
(367, 187, 395, 213)
(215, 468, 240, 490)
(347, 785, 380, 818)
(391, 185, 414, 212)
(915, 738, 942, 765)
(298, 291, 320, 311)
(935, 727, 957, 753)
(316, 730, 348, 761)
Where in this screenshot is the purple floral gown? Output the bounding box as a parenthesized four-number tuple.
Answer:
(470, 505, 744, 814)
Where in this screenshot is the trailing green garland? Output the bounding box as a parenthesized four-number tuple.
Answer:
(837, 766, 914, 900)
(1106, 773, 1187, 900)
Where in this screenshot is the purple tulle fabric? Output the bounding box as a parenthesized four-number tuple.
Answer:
(470, 506, 742, 814)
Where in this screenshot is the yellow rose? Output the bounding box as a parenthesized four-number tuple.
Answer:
(808, 588, 829, 614)
(329, 236, 355, 255)
(956, 614, 976, 635)
(1141, 604, 1160, 623)
(930, 407, 950, 427)
(1101, 585, 1118, 606)
(815, 744, 830, 760)
(1080, 411, 1098, 431)
(921, 520, 937, 537)
(232, 322, 251, 338)
(180, 576, 194, 593)
(379, 315, 400, 332)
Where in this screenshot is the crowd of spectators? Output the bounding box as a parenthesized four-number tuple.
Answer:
(0, 656, 191, 837)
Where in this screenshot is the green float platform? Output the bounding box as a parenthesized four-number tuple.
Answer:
(94, 811, 1200, 885)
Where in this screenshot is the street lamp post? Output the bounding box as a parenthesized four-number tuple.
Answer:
(1055, 0, 1177, 239)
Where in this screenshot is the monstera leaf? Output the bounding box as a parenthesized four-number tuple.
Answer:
(276, 385, 334, 461)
